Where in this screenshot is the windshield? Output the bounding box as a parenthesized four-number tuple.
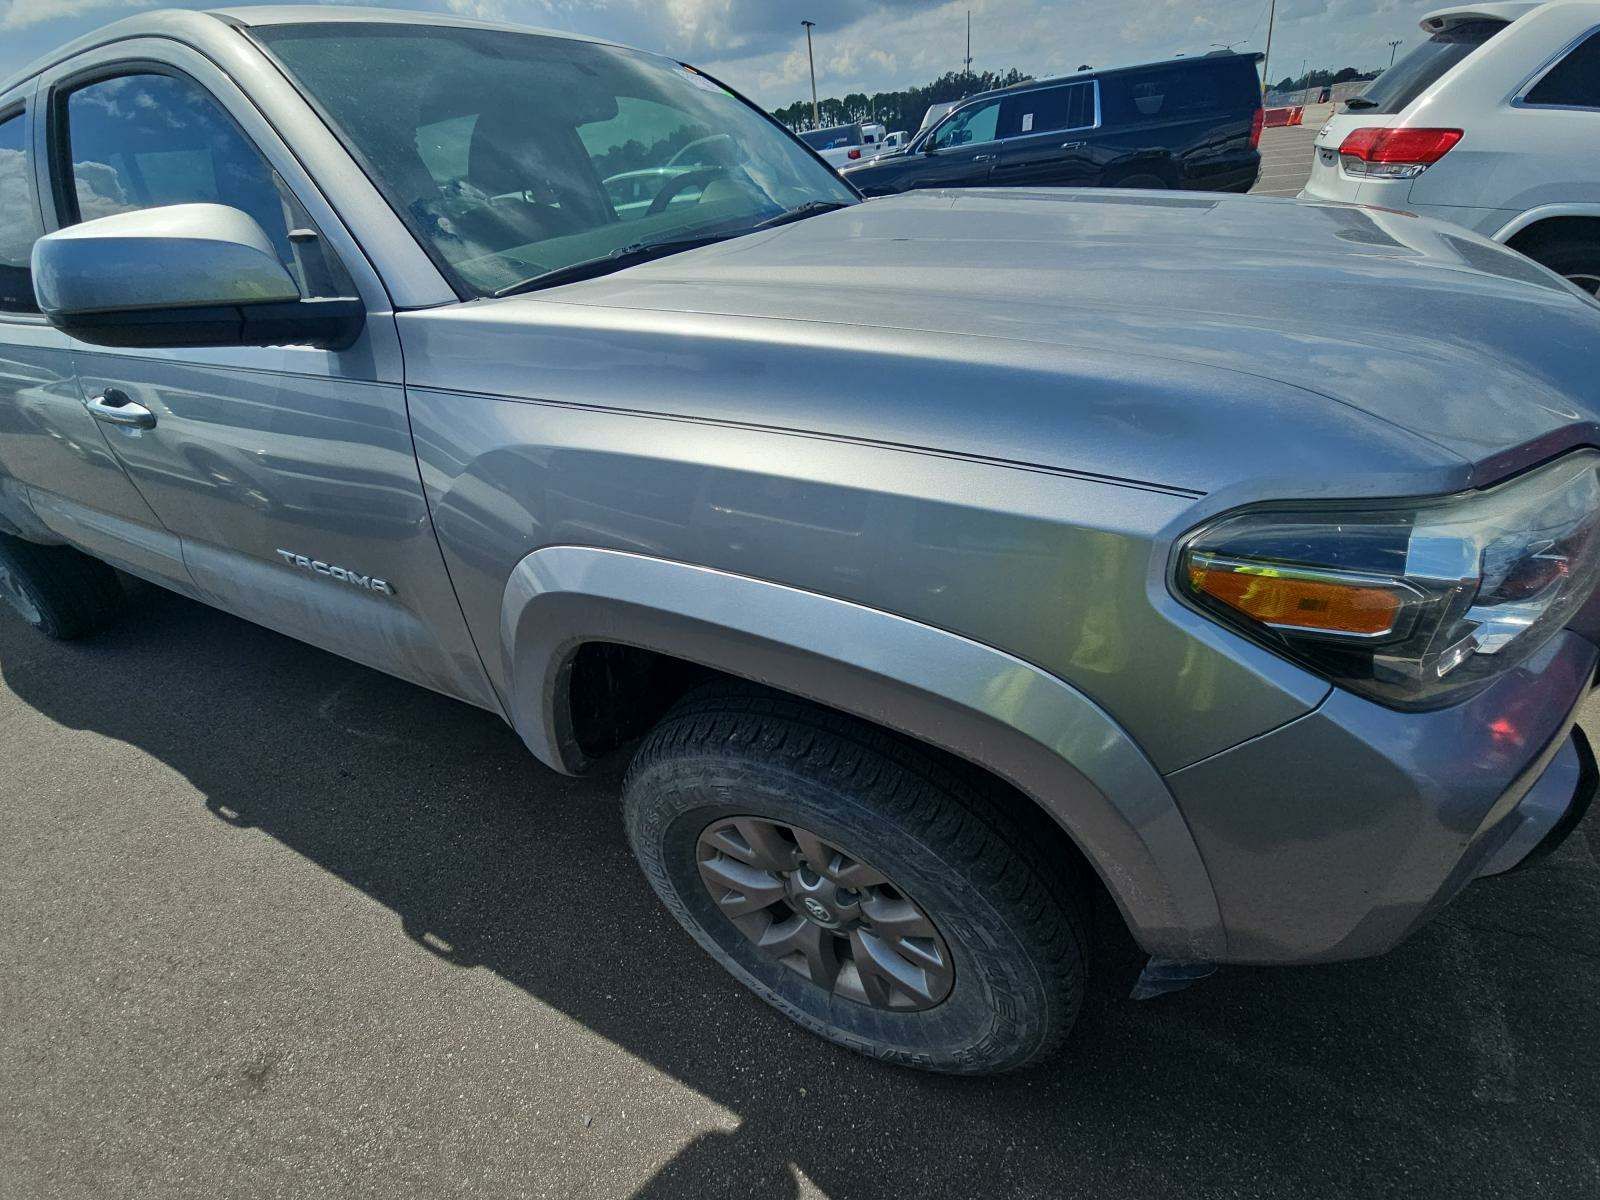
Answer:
(254, 23, 856, 297)
(1353, 19, 1508, 114)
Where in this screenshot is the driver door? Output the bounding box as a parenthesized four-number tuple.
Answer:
(912, 97, 1003, 189)
(35, 42, 497, 710)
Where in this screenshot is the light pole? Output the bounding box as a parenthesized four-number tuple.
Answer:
(801, 20, 819, 128)
(964, 10, 972, 76)
(1261, 0, 1276, 95)
(1388, 39, 1402, 67)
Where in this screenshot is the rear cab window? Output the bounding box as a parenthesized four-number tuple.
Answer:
(1350, 19, 1507, 114)
(0, 107, 43, 314)
(1524, 29, 1600, 108)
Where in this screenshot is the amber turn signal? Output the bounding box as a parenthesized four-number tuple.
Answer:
(1186, 555, 1405, 638)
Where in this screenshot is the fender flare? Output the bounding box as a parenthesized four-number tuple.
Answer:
(1493, 203, 1600, 244)
(499, 546, 1225, 960)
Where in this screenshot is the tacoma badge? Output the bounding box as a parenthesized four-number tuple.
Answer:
(275, 549, 395, 596)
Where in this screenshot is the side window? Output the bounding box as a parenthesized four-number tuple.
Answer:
(999, 84, 1095, 138)
(0, 110, 43, 314)
(931, 99, 1000, 150)
(1526, 31, 1600, 108)
(59, 71, 348, 297)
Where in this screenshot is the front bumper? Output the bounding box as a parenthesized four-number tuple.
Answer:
(1164, 630, 1598, 965)
(1476, 724, 1596, 877)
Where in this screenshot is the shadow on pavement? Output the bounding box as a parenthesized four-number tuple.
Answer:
(4, 588, 1598, 1199)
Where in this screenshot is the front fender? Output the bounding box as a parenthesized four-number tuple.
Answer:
(499, 545, 1225, 961)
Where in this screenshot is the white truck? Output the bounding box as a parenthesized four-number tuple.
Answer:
(799, 121, 889, 168)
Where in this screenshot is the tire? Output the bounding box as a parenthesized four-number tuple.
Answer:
(0, 533, 124, 640)
(1513, 226, 1600, 298)
(623, 684, 1088, 1075)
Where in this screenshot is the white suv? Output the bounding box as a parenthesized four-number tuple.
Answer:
(1303, 1, 1600, 295)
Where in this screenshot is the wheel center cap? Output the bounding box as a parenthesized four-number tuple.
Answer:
(801, 896, 836, 925)
(788, 869, 858, 928)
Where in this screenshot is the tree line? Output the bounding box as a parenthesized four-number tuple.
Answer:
(1271, 65, 1378, 94)
(771, 68, 1031, 135)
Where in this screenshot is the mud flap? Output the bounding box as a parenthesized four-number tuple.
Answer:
(1131, 957, 1217, 1000)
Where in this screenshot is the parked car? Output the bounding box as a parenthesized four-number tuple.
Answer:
(1303, 1, 1600, 294)
(5, 8, 1600, 1076)
(797, 121, 888, 168)
(841, 53, 1264, 196)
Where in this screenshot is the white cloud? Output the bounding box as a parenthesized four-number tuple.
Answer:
(2, 0, 153, 32)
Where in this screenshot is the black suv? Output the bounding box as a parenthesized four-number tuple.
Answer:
(841, 52, 1264, 196)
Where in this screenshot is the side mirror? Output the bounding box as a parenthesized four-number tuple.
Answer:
(31, 203, 363, 351)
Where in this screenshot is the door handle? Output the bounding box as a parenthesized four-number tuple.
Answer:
(1060, 141, 1087, 151)
(85, 388, 157, 430)
(973, 153, 995, 162)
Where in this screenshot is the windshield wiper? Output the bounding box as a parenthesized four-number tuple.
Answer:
(490, 203, 855, 299)
(491, 234, 729, 298)
(748, 200, 853, 232)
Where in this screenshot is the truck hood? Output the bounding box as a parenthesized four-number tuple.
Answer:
(410, 189, 1600, 497)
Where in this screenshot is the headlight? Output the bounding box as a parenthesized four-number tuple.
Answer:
(1176, 451, 1600, 708)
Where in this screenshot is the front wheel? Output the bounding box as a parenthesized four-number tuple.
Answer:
(623, 685, 1088, 1074)
(0, 533, 124, 640)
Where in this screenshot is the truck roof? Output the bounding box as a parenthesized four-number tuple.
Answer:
(1, 5, 610, 96)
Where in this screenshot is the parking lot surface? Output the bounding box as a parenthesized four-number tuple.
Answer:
(3, 585, 1599, 1199)
(1250, 103, 1332, 197)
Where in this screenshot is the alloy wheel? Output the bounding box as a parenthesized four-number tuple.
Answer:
(0, 561, 41, 625)
(695, 816, 954, 1011)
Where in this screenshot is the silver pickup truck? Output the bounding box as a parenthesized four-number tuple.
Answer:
(3, 7, 1600, 1076)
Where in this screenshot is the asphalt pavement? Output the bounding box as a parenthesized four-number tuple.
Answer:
(1250, 102, 1332, 198)
(3, 582, 1599, 1199)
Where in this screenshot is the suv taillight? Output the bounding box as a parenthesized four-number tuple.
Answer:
(847, 148, 862, 160)
(1249, 107, 1264, 150)
(1337, 127, 1462, 179)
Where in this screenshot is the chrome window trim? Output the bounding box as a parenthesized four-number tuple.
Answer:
(923, 78, 1101, 155)
(0, 82, 46, 319)
(1510, 23, 1600, 113)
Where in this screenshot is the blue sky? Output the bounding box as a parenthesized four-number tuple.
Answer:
(2, 1, 1444, 106)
